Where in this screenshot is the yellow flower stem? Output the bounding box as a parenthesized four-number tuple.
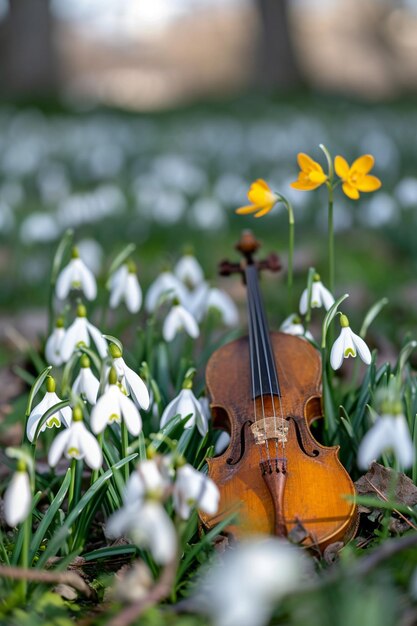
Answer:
(121, 421, 129, 483)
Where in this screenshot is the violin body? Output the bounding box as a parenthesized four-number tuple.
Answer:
(201, 332, 358, 550)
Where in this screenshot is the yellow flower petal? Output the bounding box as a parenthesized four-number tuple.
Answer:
(248, 180, 276, 206)
(342, 182, 360, 200)
(290, 179, 323, 191)
(235, 204, 258, 215)
(334, 155, 349, 179)
(297, 153, 323, 173)
(356, 175, 381, 192)
(309, 170, 327, 184)
(254, 204, 274, 218)
(351, 154, 374, 176)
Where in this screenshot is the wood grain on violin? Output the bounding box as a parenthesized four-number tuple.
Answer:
(200, 231, 358, 551)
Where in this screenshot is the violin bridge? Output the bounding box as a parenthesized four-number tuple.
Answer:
(250, 417, 289, 444)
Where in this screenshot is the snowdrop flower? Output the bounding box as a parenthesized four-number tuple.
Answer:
(26, 376, 72, 442)
(330, 314, 372, 370)
(174, 463, 220, 520)
(48, 406, 102, 470)
(299, 274, 334, 315)
(45, 317, 65, 366)
(109, 261, 142, 314)
(206, 288, 239, 327)
(91, 367, 142, 436)
(145, 271, 188, 313)
(109, 343, 150, 410)
(198, 538, 309, 626)
(160, 385, 208, 436)
(215, 431, 231, 455)
(56, 246, 97, 301)
(107, 500, 177, 565)
(185, 282, 210, 321)
(174, 254, 204, 289)
(280, 314, 313, 341)
(60, 304, 107, 363)
(106, 459, 176, 564)
(358, 410, 414, 470)
(72, 354, 100, 405)
(163, 301, 199, 342)
(4, 460, 32, 527)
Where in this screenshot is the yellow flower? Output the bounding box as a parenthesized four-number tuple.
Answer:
(290, 153, 328, 191)
(235, 179, 278, 218)
(335, 154, 381, 200)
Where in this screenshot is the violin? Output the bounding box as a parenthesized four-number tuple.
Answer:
(200, 231, 358, 551)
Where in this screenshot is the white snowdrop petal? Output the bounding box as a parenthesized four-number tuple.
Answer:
(109, 267, 128, 308)
(174, 255, 204, 287)
(78, 261, 97, 301)
(299, 289, 308, 315)
(162, 308, 178, 342)
(60, 405, 73, 428)
(207, 288, 239, 327)
(91, 386, 120, 433)
(86, 321, 108, 358)
(119, 393, 142, 436)
(352, 333, 372, 365)
(124, 365, 150, 410)
(60, 318, 89, 362)
(48, 428, 72, 467)
(160, 395, 180, 429)
(55, 264, 73, 300)
(134, 502, 177, 565)
(26, 394, 50, 442)
(105, 504, 140, 539)
(357, 418, 393, 468)
(318, 284, 335, 311)
(81, 368, 100, 405)
(178, 307, 199, 338)
(330, 328, 348, 370)
(45, 328, 65, 366)
(125, 274, 142, 313)
(186, 282, 210, 320)
(145, 272, 186, 313)
(394, 415, 415, 469)
(4, 472, 32, 527)
(79, 424, 103, 469)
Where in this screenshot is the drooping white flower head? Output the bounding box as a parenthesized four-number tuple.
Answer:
(4, 460, 32, 527)
(105, 458, 176, 564)
(109, 344, 150, 411)
(197, 538, 309, 626)
(185, 282, 210, 321)
(60, 303, 108, 363)
(299, 273, 334, 315)
(145, 271, 188, 313)
(72, 354, 100, 405)
(48, 406, 102, 470)
(160, 387, 208, 436)
(56, 246, 97, 301)
(90, 367, 142, 436)
(109, 261, 142, 314)
(45, 318, 66, 366)
(330, 314, 372, 370)
(174, 254, 204, 289)
(206, 288, 239, 327)
(26, 376, 72, 442)
(280, 313, 313, 341)
(174, 463, 220, 520)
(358, 411, 415, 470)
(107, 500, 177, 565)
(163, 302, 199, 342)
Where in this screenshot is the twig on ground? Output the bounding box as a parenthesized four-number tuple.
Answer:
(0, 565, 96, 600)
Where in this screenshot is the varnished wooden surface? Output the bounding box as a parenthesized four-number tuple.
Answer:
(200, 332, 357, 550)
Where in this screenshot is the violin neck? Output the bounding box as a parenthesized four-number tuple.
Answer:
(245, 265, 281, 399)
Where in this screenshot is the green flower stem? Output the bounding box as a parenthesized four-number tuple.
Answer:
(68, 459, 77, 511)
(288, 209, 294, 314)
(18, 515, 31, 601)
(121, 421, 129, 483)
(327, 183, 335, 295)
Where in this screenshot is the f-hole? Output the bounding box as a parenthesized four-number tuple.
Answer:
(288, 416, 320, 458)
(227, 420, 253, 465)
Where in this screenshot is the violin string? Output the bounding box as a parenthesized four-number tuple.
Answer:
(248, 283, 271, 465)
(250, 279, 280, 462)
(246, 280, 265, 465)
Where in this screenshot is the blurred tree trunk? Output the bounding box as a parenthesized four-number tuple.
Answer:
(0, 0, 59, 97)
(255, 0, 302, 89)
